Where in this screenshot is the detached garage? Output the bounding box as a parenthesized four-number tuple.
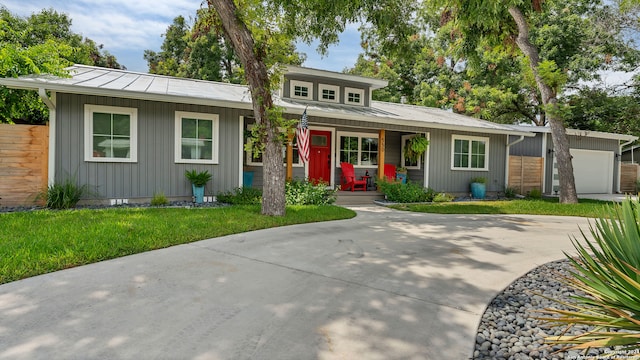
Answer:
(509, 126, 636, 195)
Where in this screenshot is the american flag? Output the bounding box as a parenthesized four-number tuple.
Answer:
(296, 108, 309, 164)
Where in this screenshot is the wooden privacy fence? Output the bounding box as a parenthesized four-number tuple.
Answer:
(620, 163, 639, 194)
(508, 155, 543, 195)
(0, 124, 48, 207)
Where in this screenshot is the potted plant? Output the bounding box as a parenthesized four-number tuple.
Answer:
(185, 169, 212, 204)
(404, 134, 430, 164)
(470, 176, 486, 199)
(396, 166, 408, 184)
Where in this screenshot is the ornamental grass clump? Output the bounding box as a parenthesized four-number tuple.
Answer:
(538, 199, 640, 352)
(46, 178, 91, 209)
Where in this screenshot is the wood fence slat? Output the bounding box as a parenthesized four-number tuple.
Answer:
(0, 124, 48, 207)
(508, 156, 543, 195)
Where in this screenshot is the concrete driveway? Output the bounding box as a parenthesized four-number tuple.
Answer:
(0, 206, 593, 360)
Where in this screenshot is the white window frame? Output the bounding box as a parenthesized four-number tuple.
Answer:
(336, 131, 379, 168)
(290, 80, 313, 101)
(84, 104, 138, 163)
(174, 111, 219, 164)
(345, 87, 365, 106)
(245, 124, 302, 167)
(451, 134, 489, 171)
(318, 84, 339, 103)
(401, 134, 422, 170)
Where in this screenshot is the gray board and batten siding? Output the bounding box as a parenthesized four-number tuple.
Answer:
(55, 93, 249, 201)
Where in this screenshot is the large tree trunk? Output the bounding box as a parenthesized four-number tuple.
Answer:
(509, 6, 578, 204)
(209, 0, 286, 215)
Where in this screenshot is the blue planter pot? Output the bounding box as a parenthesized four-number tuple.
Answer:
(470, 182, 486, 199)
(192, 184, 205, 204)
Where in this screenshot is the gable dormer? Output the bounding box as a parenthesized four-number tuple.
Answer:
(281, 65, 388, 107)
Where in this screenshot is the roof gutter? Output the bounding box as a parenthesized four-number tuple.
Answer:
(505, 135, 526, 192)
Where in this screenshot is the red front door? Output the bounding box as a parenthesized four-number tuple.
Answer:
(308, 130, 331, 184)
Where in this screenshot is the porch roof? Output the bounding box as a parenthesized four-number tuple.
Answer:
(0, 64, 533, 137)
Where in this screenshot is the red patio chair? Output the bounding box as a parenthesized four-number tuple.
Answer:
(340, 162, 367, 191)
(384, 164, 397, 182)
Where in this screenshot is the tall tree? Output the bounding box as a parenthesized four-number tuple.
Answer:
(207, 0, 415, 215)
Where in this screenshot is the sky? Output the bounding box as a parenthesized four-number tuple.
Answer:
(1, 0, 363, 73)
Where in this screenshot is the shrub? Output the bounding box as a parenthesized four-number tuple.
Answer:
(433, 192, 454, 202)
(470, 176, 487, 184)
(46, 178, 91, 209)
(150, 192, 169, 206)
(528, 188, 542, 199)
(377, 180, 435, 203)
(217, 187, 262, 205)
(285, 179, 336, 205)
(504, 186, 518, 199)
(539, 199, 640, 351)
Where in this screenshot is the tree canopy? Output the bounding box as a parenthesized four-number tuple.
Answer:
(0, 7, 124, 124)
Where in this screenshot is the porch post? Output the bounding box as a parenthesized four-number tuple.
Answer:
(286, 130, 294, 181)
(378, 129, 386, 181)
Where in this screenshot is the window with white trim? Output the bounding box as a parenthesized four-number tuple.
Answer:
(175, 111, 219, 164)
(337, 132, 379, 166)
(401, 134, 421, 169)
(84, 104, 137, 162)
(245, 124, 301, 167)
(290, 80, 313, 100)
(345, 87, 365, 106)
(319, 84, 339, 103)
(451, 135, 489, 170)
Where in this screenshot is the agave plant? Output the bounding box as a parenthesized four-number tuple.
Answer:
(538, 199, 640, 351)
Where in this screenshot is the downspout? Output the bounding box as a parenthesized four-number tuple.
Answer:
(39, 88, 56, 186)
(618, 139, 635, 193)
(541, 133, 548, 193)
(505, 135, 525, 192)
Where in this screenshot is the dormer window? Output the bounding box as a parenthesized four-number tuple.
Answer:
(290, 80, 313, 100)
(345, 87, 365, 106)
(319, 84, 339, 103)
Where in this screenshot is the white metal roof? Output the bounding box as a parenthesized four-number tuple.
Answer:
(0, 64, 534, 136)
(509, 125, 637, 142)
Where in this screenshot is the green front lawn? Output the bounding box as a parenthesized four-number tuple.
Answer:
(0, 205, 355, 285)
(390, 198, 615, 218)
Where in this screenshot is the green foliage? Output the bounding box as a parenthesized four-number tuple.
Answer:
(504, 186, 518, 199)
(377, 180, 435, 203)
(539, 199, 640, 351)
(150, 192, 169, 206)
(0, 7, 123, 124)
(470, 177, 487, 184)
(537, 60, 567, 94)
(184, 170, 212, 187)
(45, 178, 91, 209)
(217, 187, 263, 205)
(565, 89, 640, 139)
(433, 192, 455, 202)
(404, 134, 430, 162)
(528, 188, 542, 199)
(285, 179, 336, 205)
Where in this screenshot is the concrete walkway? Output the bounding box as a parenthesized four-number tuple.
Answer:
(0, 206, 593, 360)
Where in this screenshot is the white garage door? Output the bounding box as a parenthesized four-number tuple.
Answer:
(570, 149, 614, 194)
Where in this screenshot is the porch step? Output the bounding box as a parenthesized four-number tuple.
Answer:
(334, 190, 385, 205)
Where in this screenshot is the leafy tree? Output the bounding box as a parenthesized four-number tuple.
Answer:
(207, 0, 415, 215)
(565, 89, 640, 137)
(0, 7, 124, 124)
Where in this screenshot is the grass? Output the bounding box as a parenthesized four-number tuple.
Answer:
(0, 205, 355, 285)
(390, 198, 615, 218)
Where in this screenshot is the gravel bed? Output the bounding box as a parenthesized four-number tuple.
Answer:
(473, 259, 618, 360)
(0, 201, 227, 213)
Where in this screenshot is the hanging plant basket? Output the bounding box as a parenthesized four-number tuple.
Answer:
(404, 134, 430, 163)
